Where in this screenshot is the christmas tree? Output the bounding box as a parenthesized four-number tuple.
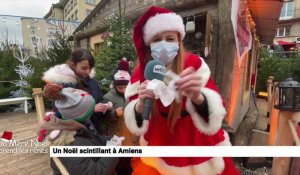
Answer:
(0, 43, 19, 110)
(95, 0, 137, 92)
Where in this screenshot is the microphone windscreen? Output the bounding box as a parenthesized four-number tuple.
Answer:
(144, 60, 166, 81)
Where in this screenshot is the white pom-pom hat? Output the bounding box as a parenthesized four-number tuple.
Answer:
(143, 12, 185, 45)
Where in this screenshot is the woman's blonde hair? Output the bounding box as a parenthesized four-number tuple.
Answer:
(166, 41, 184, 133)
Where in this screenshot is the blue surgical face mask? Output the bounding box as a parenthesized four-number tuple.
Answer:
(150, 41, 179, 65)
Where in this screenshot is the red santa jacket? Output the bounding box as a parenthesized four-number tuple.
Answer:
(124, 53, 240, 175)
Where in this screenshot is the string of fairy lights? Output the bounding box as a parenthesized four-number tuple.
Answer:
(244, 0, 260, 43)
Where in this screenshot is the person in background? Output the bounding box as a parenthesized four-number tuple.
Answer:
(40, 83, 119, 175)
(124, 6, 240, 175)
(104, 59, 135, 175)
(104, 58, 138, 145)
(42, 49, 112, 134)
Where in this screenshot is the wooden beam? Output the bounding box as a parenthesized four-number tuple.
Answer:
(52, 157, 70, 175)
(272, 111, 300, 175)
(272, 157, 291, 175)
(289, 158, 300, 175)
(267, 76, 274, 115)
(215, 0, 236, 119)
(32, 88, 45, 124)
(288, 119, 300, 146)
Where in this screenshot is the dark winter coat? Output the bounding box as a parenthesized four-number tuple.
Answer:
(103, 88, 138, 146)
(104, 88, 126, 119)
(50, 129, 119, 175)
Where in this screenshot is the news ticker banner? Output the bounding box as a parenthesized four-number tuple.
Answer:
(50, 146, 300, 157)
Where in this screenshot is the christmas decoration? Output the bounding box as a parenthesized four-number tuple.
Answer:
(107, 41, 112, 46)
(1, 131, 13, 142)
(11, 46, 34, 97)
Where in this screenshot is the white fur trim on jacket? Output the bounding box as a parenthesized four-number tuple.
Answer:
(141, 157, 225, 175)
(186, 87, 227, 135)
(198, 57, 211, 87)
(42, 64, 77, 85)
(89, 68, 95, 78)
(216, 131, 232, 146)
(143, 13, 186, 45)
(139, 135, 148, 146)
(125, 81, 140, 100)
(124, 99, 149, 136)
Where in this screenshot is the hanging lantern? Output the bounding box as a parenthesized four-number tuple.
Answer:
(274, 75, 300, 111)
(185, 14, 195, 33)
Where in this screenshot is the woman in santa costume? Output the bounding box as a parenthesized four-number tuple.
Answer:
(124, 6, 240, 175)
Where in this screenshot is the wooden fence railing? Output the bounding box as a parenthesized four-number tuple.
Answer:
(266, 77, 300, 175)
(288, 119, 300, 146)
(32, 88, 70, 175)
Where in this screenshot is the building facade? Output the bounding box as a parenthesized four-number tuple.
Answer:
(21, 18, 79, 53)
(44, 0, 101, 22)
(274, 0, 300, 50)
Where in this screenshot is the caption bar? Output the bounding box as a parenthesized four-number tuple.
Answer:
(50, 146, 300, 157)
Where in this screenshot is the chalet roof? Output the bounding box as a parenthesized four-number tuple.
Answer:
(248, 0, 283, 45)
(73, 0, 212, 39)
(73, 0, 282, 45)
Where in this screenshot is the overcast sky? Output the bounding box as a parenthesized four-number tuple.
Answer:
(0, 0, 61, 44)
(0, 0, 59, 18)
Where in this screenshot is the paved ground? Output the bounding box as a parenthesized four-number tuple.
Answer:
(1, 98, 297, 175)
(0, 111, 52, 175)
(235, 97, 273, 174)
(246, 98, 272, 173)
(249, 98, 269, 146)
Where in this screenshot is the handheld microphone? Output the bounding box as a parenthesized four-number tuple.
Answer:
(142, 60, 166, 120)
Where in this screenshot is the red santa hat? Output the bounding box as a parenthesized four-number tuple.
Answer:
(1, 131, 13, 142)
(114, 59, 130, 86)
(133, 6, 186, 73)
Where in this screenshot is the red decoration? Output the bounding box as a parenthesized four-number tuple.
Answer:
(1, 131, 13, 141)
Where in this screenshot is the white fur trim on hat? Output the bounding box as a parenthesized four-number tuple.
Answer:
(114, 70, 130, 81)
(143, 13, 186, 45)
(42, 64, 77, 85)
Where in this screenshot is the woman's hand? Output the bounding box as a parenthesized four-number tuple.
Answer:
(94, 103, 108, 113)
(135, 80, 155, 113)
(175, 67, 204, 104)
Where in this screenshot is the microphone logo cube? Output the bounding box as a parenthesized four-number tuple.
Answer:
(153, 65, 166, 75)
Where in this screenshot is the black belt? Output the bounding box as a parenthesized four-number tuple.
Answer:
(160, 111, 189, 118)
